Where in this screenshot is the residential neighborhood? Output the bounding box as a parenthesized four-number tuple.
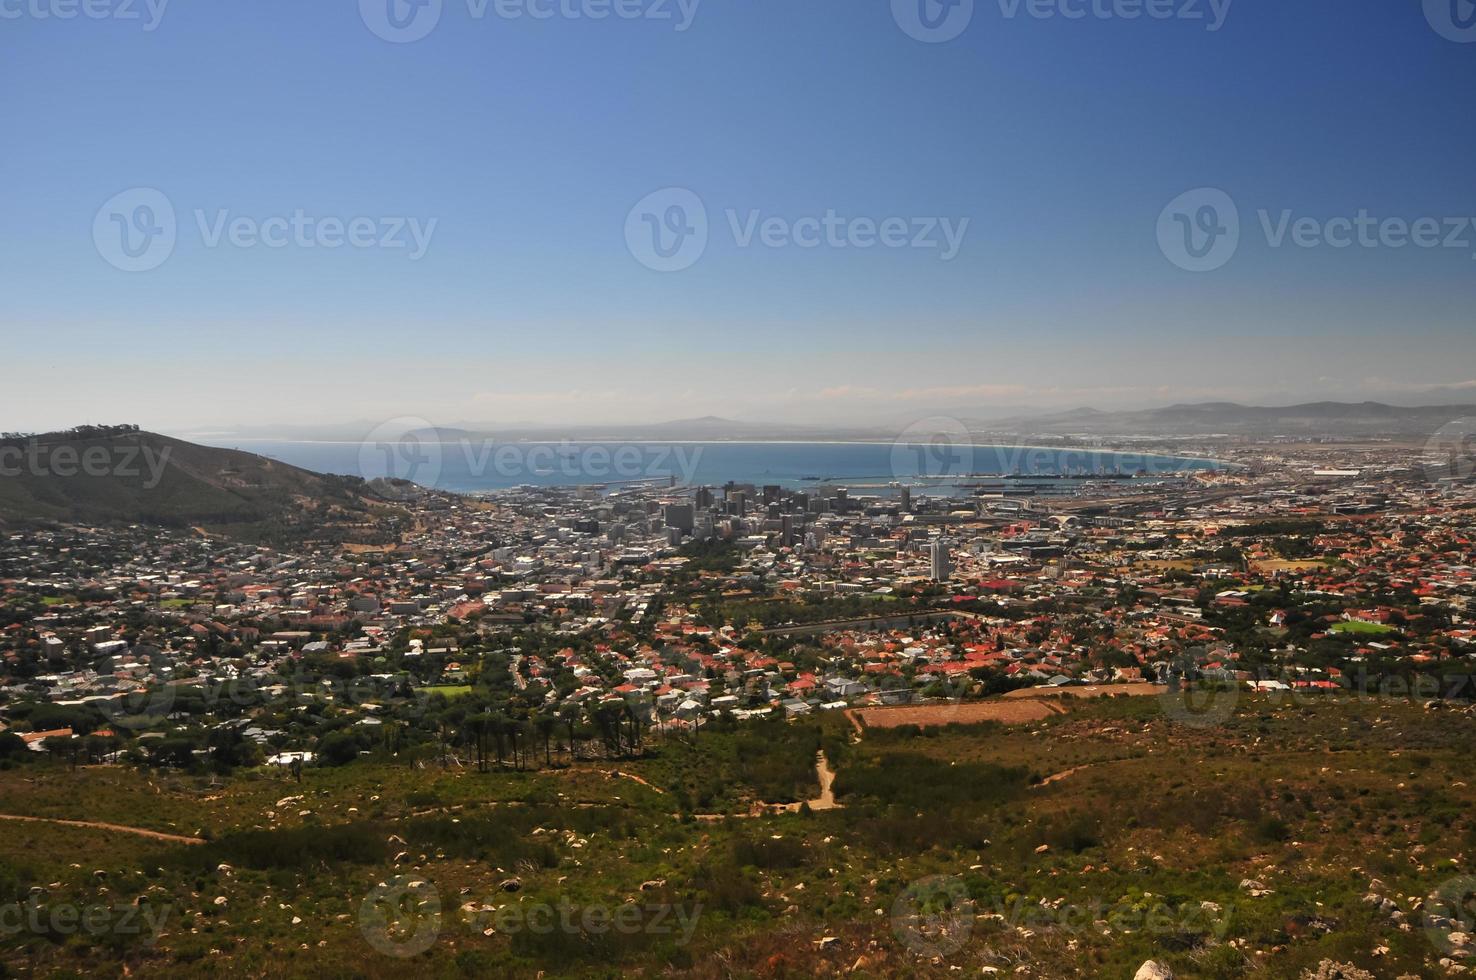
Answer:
(3, 438, 1471, 770)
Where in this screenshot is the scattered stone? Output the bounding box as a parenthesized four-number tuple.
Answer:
(1299, 960, 1375, 980)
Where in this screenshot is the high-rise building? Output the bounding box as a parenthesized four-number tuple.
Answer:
(663, 503, 694, 534)
(929, 538, 951, 582)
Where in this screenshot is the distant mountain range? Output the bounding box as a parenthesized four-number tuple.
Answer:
(189, 401, 1476, 446)
(983, 401, 1476, 437)
(0, 427, 404, 545)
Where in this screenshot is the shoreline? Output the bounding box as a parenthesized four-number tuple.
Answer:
(201, 437, 1239, 469)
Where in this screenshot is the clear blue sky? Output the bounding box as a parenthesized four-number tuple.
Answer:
(3, 0, 1474, 432)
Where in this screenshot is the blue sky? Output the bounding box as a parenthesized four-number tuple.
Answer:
(3, 0, 1475, 432)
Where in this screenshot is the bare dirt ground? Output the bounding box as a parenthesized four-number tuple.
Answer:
(851, 683, 1164, 730)
(1002, 682, 1163, 700)
(852, 699, 1060, 728)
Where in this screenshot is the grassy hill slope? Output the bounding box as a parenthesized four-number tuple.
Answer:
(0, 427, 399, 544)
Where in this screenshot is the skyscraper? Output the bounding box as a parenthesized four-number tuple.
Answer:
(929, 538, 951, 582)
(663, 503, 694, 535)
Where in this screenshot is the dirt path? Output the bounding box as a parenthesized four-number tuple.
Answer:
(807, 751, 840, 810)
(1033, 765, 1089, 787)
(694, 751, 841, 819)
(610, 770, 665, 794)
(1032, 758, 1135, 789)
(0, 813, 204, 845)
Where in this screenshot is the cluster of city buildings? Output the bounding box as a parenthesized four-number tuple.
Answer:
(1, 439, 1472, 754)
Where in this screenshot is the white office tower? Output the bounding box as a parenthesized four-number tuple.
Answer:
(929, 538, 951, 582)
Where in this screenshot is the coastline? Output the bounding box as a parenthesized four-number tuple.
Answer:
(206, 436, 1239, 470)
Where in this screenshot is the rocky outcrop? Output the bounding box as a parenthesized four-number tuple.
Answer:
(1133, 962, 1174, 980)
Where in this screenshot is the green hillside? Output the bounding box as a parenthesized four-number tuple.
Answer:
(0, 426, 399, 544)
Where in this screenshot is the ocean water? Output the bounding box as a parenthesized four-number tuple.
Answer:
(209, 439, 1225, 495)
